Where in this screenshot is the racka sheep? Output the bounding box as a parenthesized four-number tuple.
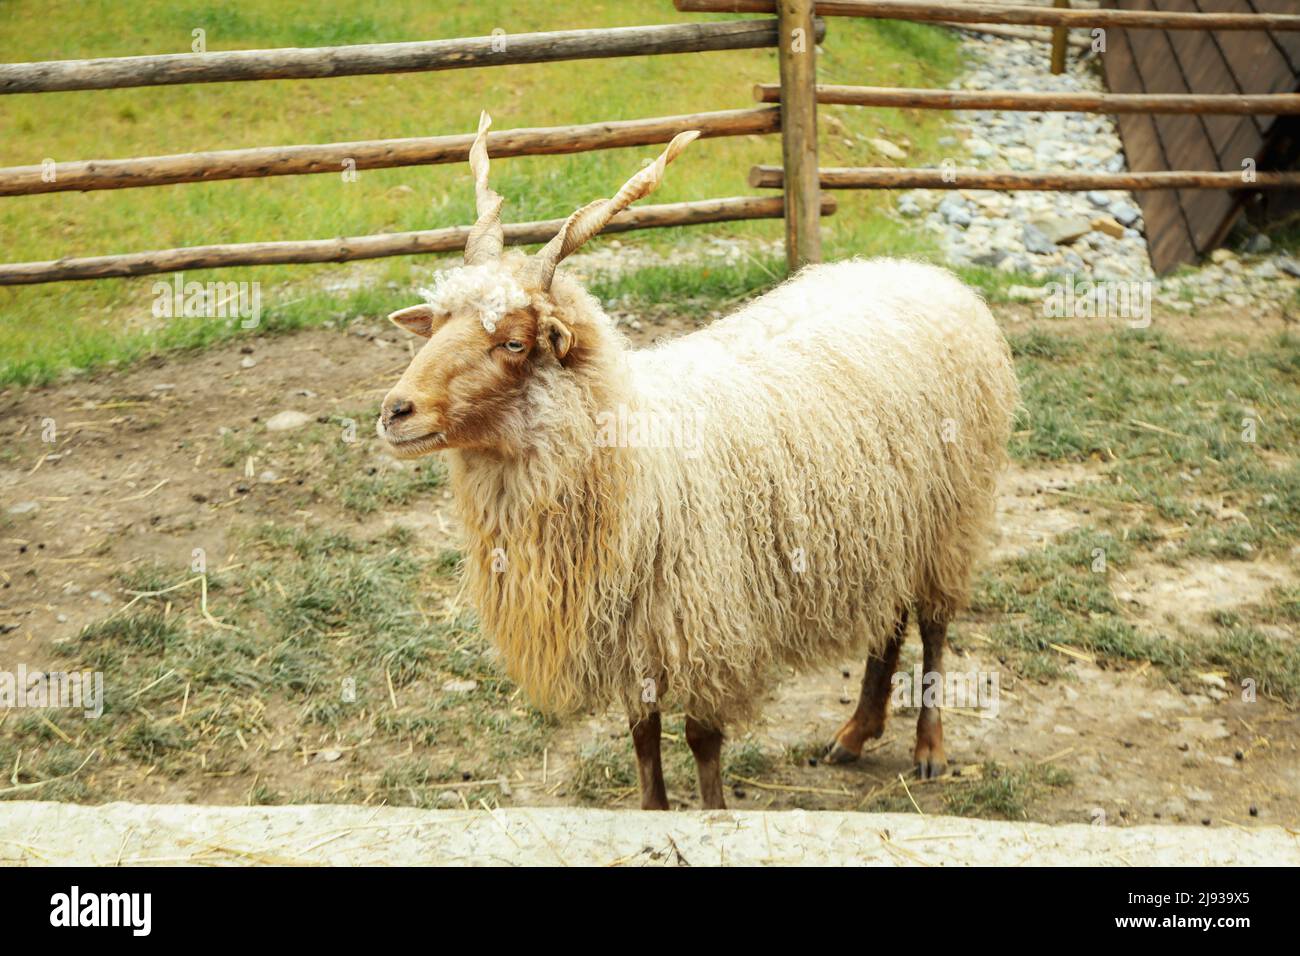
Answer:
(376, 113, 1018, 809)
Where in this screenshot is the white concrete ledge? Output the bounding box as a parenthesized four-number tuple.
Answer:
(1, 802, 1296, 866)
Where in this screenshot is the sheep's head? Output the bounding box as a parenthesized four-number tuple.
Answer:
(377, 112, 697, 458)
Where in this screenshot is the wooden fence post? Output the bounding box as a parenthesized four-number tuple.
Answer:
(777, 0, 822, 270)
(1050, 0, 1071, 75)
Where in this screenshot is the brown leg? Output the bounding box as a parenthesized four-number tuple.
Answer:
(630, 712, 669, 810)
(825, 609, 908, 764)
(914, 610, 948, 779)
(684, 716, 726, 810)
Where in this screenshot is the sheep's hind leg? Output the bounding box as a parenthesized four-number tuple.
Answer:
(913, 610, 949, 780)
(825, 609, 907, 764)
(684, 716, 726, 810)
(630, 712, 669, 810)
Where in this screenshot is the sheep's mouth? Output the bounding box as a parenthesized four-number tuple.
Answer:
(384, 431, 447, 458)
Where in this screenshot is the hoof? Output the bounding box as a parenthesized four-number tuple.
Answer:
(824, 740, 861, 765)
(913, 758, 947, 780)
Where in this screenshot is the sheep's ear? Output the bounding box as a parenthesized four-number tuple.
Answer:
(388, 304, 438, 338)
(540, 316, 575, 360)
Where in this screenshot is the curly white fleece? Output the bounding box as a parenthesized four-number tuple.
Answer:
(419, 264, 530, 333)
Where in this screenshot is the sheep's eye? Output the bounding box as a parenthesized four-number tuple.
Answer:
(503, 340, 526, 354)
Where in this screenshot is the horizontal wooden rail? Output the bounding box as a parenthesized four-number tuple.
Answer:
(675, 0, 1300, 30)
(0, 107, 779, 197)
(748, 165, 1300, 190)
(753, 84, 1300, 115)
(0, 19, 825, 95)
(0, 195, 836, 285)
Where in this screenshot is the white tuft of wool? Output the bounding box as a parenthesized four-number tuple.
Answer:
(419, 264, 531, 333)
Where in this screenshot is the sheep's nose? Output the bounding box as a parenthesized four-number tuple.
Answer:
(382, 396, 414, 426)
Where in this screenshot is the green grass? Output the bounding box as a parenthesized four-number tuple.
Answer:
(4, 522, 552, 803)
(971, 524, 1300, 704)
(1011, 329, 1300, 548)
(942, 761, 1073, 821)
(0, 1, 964, 385)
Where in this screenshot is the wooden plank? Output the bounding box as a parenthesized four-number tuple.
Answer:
(1100, 20, 1191, 268)
(1159, 0, 1253, 148)
(1250, 0, 1300, 73)
(748, 165, 1300, 187)
(1122, 0, 1204, 269)
(1197, 0, 1293, 137)
(777, 0, 823, 268)
(0, 20, 817, 94)
(675, 0, 1300, 29)
(752, 82, 1300, 112)
(1051, 0, 1072, 75)
(0, 107, 780, 197)
(0, 196, 838, 285)
(1143, 5, 1235, 250)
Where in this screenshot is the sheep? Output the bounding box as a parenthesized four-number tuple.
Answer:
(376, 112, 1019, 809)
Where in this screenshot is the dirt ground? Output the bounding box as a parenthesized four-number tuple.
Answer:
(1, 301, 1297, 829)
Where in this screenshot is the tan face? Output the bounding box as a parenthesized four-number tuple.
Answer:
(376, 275, 575, 458)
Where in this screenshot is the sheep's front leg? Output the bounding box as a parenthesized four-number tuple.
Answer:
(914, 612, 948, 779)
(684, 716, 726, 810)
(825, 609, 907, 764)
(629, 712, 669, 810)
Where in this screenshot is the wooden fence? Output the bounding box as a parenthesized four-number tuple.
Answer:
(5, 1, 1300, 283)
(0, 18, 831, 285)
(677, 0, 1300, 270)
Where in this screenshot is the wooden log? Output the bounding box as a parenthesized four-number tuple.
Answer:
(777, 0, 823, 269)
(0, 195, 837, 285)
(748, 165, 1300, 189)
(752, 84, 1300, 114)
(0, 19, 825, 95)
(1049, 0, 1070, 75)
(674, 0, 1300, 30)
(0, 107, 780, 197)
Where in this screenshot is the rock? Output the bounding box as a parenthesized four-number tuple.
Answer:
(896, 195, 922, 218)
(240, 356, 257, 369)
(1171, 374, 1190, 387)
(1006, 284, 1045, 302)
(971, 249, 1008, 267)
(1278, 258, 1300, 279)
(7, 501, 39, 516)
(1244, 233, 1272, 254)
(265, 410, 313, 432)
(1090, 215, 1125, 239)
(314, 749, 343, 763)
(441, 679, 478, 694)
(868, 137, 908, 160)
(1199, 673, 1227, 689)
(1210, 248, 1236, 265)
(258, 470, 279, 483)
(966, 137, 995, 159)
(1086, 191, 1112, 208)
(1111, 202, 1141, 227)
(938, 197, 972, 227)
(88, 590, 113, 605)
(436, 791, 462, 808)
(1022, 224, 1057, 256)
(1032, 215, 1093, 246)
